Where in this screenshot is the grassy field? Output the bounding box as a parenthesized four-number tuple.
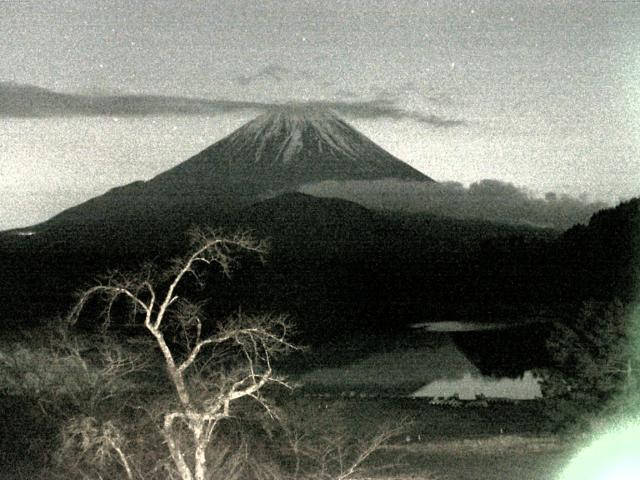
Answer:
(373, 436, 567, 480)
(369, 436, 570, 480)
(0, 393, 576, 479)
(283, 396, 574, 480)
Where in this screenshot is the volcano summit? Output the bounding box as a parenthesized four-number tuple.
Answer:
(34, 107, 432, 228)
(150, 106, 432, 192)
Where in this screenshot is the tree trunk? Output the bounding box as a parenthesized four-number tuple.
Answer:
(193, 423, 208, 480)
(164, 417, 194, 480)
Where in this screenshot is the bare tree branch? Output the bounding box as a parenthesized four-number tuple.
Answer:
(64, 230, 292, 480)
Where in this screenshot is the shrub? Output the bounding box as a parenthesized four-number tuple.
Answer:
(539, 299, 640, 431)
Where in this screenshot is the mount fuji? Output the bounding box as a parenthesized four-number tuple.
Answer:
(153, 106, 431, 189)
(31, 107, 432, 229)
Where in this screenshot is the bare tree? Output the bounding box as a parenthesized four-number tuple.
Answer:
(67, 229, 297, 480)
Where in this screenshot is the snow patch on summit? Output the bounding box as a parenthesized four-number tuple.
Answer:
(241, 108, 365, 164)
(315, 124, 360, 160)
(148, 106, 431, 192)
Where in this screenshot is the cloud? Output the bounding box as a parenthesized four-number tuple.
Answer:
(0, 81, 270, 117)
(333, 89, 360, 99)
(233, 63, 291, 85)
(303, 99, 465, 126)
(0, 82, 465, 127)
(370, 86, 397, 100)
(370, 81, 455, 105)
(398, 80, 420, 94)
(298, 179, 609, 230)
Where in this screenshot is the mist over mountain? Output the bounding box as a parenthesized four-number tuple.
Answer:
(0, 81, 464, 126)
(299, 179, 608, 230)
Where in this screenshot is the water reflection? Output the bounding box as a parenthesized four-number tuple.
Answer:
(411, 370, 542, 400)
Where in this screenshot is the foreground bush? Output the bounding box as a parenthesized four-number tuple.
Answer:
(539, 299, 640, 432)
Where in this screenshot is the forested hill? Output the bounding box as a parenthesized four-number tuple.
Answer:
(0, 194, 637, 346)
(0, 193, 553, 330)
(558, 197, 640, 303)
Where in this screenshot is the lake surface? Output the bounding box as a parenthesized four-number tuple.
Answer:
(411, 320, 551, 332)
(295, 331, 543, 399)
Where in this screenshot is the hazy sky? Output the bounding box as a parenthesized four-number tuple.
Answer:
(1, 0, 639, 229)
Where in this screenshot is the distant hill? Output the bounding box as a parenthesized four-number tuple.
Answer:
(558, 197, 640, 303)
(466, 197, 640, 311)
(0, 192, 555, 332)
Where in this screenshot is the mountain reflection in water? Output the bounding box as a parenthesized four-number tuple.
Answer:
(411, 370, 542, 400)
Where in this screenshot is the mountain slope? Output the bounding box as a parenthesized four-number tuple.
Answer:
(32, 107, 431, 230)
(151, 107, 431, 192)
